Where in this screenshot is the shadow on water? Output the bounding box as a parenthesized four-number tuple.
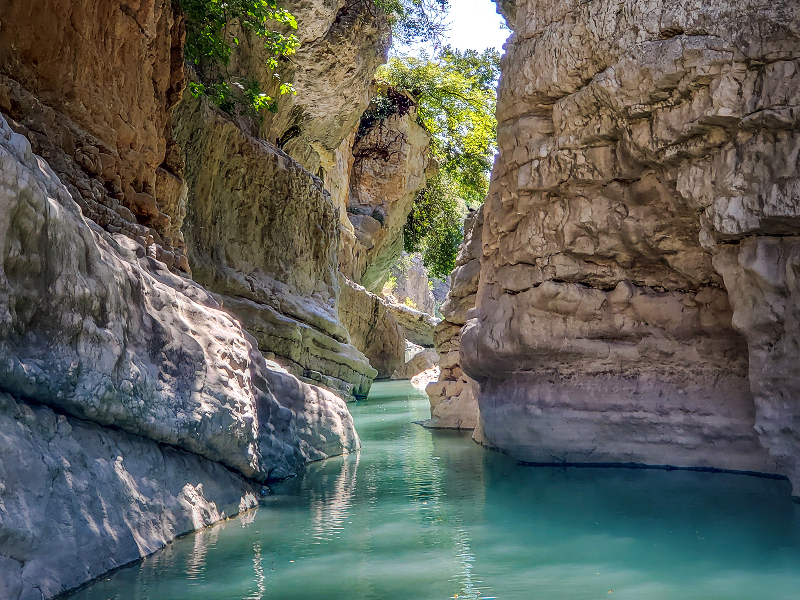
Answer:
(68, 381, 800, 600)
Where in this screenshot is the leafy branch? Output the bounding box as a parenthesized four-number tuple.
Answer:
(178, 0, 299, 115)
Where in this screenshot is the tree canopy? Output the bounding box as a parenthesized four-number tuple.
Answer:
(376, 47, 499, 278)
(178, 0, 299, 114)
(374, 0, 450, 47)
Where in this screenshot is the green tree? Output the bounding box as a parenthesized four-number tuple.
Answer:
(178, 0, 299, 114)
(376, 47, 499, 277)
(374, 0, 450, 47)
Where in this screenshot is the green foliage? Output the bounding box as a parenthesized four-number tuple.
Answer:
(178, 0, 299, 115)
(373, 0, 450, 47)
(376, 47, 499, 277)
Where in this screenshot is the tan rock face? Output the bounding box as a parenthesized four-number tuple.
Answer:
(338, 276, 406, 379)
(714, 238, 800, 495)
(425, 208, 482, 430)
(391, 252, 437, 315)
(0, 393, 258, 600)
(225, 0, 390, 175)
(0, 0, 185, 230)
(462, 0, 800, 488)
(342, 108, 434, 292)
(174, 93, 377, 400)
(391, 348, 439, 381)
(385, 302, 440, 348)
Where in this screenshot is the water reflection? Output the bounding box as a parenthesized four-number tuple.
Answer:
(67, 382, 800, 600)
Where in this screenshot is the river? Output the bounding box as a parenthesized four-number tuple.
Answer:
(67, 381, 800, 600)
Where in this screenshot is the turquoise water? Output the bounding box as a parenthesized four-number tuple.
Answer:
(69, 381, 800, 600)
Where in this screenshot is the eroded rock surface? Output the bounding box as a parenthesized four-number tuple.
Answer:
(462, 0, 800, 486)
(229, 0, 391, 174)
(338, 276, 406, 379)
(0, 393, 258, 600)
(391, 348, 439, 381)
(0, 114, 359, 596)
(0, 0, 189, 267)
(425, 208, 482, 430)
(391, 252, 438, 315)
(174, 93, 376, 400)
(385, 302, 440, 348)
(341, 106, 435, 291)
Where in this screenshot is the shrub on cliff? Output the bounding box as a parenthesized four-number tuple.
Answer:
(177, 0, 299, 114)
(376, 47, 499, 278)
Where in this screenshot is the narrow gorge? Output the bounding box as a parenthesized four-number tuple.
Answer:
(1, 0, 799, 598)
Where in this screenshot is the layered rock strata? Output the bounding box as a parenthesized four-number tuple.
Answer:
(338, 276, 406, 379)
(385, 302, 440, 348)
(461, 0, 800, 490)
(0, 0, 189, 271)
(0, 107, 358, 597)
(174, 92, 377, 400)
(340, 104, 435, 291)
(426, 208, 482, 430)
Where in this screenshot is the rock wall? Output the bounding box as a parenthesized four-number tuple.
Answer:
(426, 207, 482, 430)
(0, 0, 189, 267)
(0, 113, 359, 598)
(229, 0, 391, 174)
(391, 252, 438, 314)
(340, 106, 435, 292)
(0, 393, 258, 600)
(173, 92, 377, 401)
(461, 0, 800, 492)
(338, 276, 406, 379)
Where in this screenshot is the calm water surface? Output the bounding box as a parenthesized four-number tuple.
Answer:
(69, 381, 800, 600)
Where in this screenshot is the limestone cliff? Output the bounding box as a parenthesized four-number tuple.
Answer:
(426, 207, 482, 430)
(0, 0, 189, 269)
(173, 91, 377, 401)
(460, 0, 800, 494)
(0, 0, 392, 596)
(0, 113, 359, 598)
(340, 101, 436, 292)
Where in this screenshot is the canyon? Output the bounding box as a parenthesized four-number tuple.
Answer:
(1, 0, 800, 597)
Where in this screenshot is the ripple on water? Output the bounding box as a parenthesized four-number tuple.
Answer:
(67, 381, 800, 600)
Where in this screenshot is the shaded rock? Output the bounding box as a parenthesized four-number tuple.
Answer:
(0, 112, 359, 482)
(425, 208, 482, 430)
(0, 393, 258, 600)
(338, 276, 405, 380)
(173, 91, 376, 400)
(714, 238, 800, 496)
